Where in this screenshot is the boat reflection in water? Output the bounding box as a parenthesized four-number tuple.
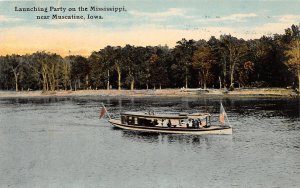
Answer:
(120, 130, 233, 151)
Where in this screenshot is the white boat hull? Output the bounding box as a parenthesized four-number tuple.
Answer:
(108, 119, 232, 135)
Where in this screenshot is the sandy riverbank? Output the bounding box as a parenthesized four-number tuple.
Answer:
(0, 88, 298, 98)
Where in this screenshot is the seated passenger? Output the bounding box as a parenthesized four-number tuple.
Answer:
(187, 119, 192, 128)
(167, 119, 171, 127)
(195, 119, 199, 128)
(192, 119, 196, 128)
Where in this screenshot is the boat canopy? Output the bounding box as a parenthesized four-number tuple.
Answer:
(187, 113, 211, 120)
(121, 112, 211, 120)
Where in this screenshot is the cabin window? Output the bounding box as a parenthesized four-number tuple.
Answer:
(121, 116, 126, 124)
(134, 117, 138, 125)
(127, 116, 132, 124)
(126, 116, 137, 125)
(137, 118, 152, 126)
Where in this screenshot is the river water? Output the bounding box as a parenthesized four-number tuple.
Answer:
(0, 96, 299, 188)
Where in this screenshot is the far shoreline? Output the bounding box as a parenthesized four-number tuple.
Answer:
(0, 88, 298, 99)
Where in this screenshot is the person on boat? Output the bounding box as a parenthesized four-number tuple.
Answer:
(187, 119, 192, 128)
(160, 119, 164, 126)
(195, 119, 200, 128)
(180, 119, 186, 127)
(192, 119, 196, 128)
(167, 119, 171, 127)
(153, 119, 158, 126)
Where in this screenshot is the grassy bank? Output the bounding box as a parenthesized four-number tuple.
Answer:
(0, 88, 298, 98)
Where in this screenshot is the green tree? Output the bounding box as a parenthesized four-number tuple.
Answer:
(285, 24, 300, 91)
(220, 35, 249, 88)
(0, 56, 14, 90)
(250, 37, 274, 85)
(115, 47, 123, 90)
(192, 46, 216, 89)
(89, 51, 105, 89)
(5, 55, 24, 91)
(31, 51, 63, 91)
(69, 55, 90, 90)
(62, 56, 71, 90)
(98, 46, 124, 90)
(238, 61, 254, 87)
(173, 38, 197, 88)
(122, 45, 138, 90)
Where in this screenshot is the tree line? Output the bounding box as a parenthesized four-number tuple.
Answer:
(0, 24, 299, 92)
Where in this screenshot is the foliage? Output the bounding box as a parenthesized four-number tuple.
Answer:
(284, 24, 300, 91)
(192, 46, 216, 89)
(0, 25, 299, 91)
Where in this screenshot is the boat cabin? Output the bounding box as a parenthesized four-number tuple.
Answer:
(120, 112, 211, 128)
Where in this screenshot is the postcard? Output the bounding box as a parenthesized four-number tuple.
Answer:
(1, 1, 299, 187)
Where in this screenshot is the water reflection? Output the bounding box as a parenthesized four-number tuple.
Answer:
(120, 130, 229, 150)
(161, 134, 207, 146)
(122, 131, 160, 143)
(1, 96, 298, 119)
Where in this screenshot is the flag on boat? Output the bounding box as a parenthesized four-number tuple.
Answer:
(99, 103, 111, 119)
(99, 106, 106, 119)
(219, 103, 226, 125)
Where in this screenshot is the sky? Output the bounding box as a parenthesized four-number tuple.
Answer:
(1, 0, 300, 56)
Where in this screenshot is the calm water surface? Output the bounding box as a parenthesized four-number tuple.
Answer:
(0, 96, 299, 188)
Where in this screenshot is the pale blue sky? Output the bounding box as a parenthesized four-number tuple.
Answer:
(1, 0, 300, 55)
